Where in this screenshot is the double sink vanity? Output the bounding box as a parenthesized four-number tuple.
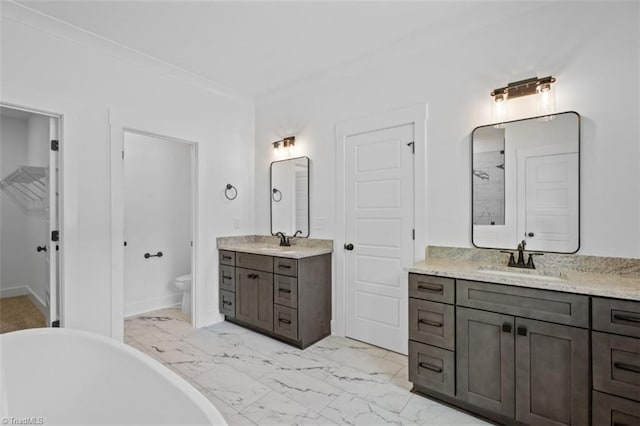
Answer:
(214, 112, 639, 425)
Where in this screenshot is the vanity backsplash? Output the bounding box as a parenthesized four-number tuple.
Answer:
(426, 246, 640, 278)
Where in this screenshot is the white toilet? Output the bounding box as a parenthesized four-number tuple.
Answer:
(175, 274, 192, 315)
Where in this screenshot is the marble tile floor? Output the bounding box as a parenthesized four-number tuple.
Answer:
(125, 308, 489, 426)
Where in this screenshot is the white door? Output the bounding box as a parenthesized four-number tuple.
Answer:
(344, 124, 414, 354)
(520, 152, 579, 252)
(45, 117, 59, 326)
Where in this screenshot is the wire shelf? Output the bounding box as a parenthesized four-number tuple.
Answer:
(0, 166, 47, 212)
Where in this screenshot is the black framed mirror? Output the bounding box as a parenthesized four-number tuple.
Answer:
(472, 111, 580, 253)
(270, 156, 310, 237)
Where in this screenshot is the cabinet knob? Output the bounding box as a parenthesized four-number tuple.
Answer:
(502, 323, 512, 333)
(517, 326, 528, 336)
(344, 243, 354, 251)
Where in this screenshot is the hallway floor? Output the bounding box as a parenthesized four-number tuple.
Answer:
(0, 295, 46, 334)
(125, 308, 488, 425)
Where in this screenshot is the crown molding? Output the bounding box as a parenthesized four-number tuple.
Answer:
(1, 1, 254, 106)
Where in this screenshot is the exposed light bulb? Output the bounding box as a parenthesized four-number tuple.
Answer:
(536, 82, 555, 117)
(491, 92, 508, 124)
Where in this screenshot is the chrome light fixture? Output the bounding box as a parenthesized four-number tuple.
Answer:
(491, 76, 556, 122)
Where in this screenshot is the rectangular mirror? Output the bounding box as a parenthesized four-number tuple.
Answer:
(270, 156, 310, 237)
(472, 111, 580, 253)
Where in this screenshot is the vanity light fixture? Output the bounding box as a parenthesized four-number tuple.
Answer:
(491, 76, 556, 122)
(272, 136, 296, 150)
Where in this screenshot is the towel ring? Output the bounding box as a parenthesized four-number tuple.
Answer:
(272, 188, 282, 202)
(225, 184, 238, 200)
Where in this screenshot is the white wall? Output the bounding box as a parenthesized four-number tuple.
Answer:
(255, 2, 640, 259)
(0, 115, 28, 292)
(1, 3, 255, 337)
(123, 132, 191, 316)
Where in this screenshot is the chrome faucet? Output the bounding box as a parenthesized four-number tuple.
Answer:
(293, 230, 303, 238)
(275, 232, 291, 247)
(501, 240, 543, 269)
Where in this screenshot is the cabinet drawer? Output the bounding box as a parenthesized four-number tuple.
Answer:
(408, 340, 455, 397)
(593, 331, 640, 402)
(219, 289, 235, 318)
(219, 250, 236, 266)
(593, 298, 640, 339)
(409, 274, 454, 304)
(409, 298, 455, 350)
(457, 280, 589, 328)
(593, 390, 640, 426)
(237, 252, 273, 273)
(274, 305, 298, 340)
(219, 265, 235, 292)
(274, 257, 297, 277)
(274, 275, 298, 309)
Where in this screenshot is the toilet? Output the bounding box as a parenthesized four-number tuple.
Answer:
(174, 274, 192, 315)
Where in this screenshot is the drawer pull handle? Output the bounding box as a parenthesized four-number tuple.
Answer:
(614, 362, 640, 374)
(417, 284, 442, 293)
(279, 288, 292, 293)
(502, 323, 512, 333)
(613, 314, 640, 324)
(222, 301, 232, 306)
(418, 318, 443, 328)
(279, 318, 292, 324)
(278, 264, 292, 269)
(517, 326, 527, 336)
(248, 273, 258, 279)
(223, 256, 232, 260)
(418, 362, 442, 373)
(223, 275, 232, 280)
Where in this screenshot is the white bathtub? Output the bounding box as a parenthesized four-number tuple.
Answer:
(0, 328, 226, 426)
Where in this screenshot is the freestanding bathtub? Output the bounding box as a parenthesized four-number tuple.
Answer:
(0, 328, 226, 425)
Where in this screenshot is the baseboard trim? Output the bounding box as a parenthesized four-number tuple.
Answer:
(1, 285, 48, 319)
(124, 293, 182, 318)
(0, 285, 29, 298)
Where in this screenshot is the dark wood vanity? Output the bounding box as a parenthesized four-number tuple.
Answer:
(408, 272, 640, 426)
(218, 249, 331, 348)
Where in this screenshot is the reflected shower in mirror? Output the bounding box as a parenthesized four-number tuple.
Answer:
(472, 111, 580, 253)
(270, 156, 310, 237)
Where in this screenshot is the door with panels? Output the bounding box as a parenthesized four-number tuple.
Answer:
(344, 123, 414, 354)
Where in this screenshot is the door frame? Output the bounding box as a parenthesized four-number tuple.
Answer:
(110, 124, 199, 341)
(0, 101, 65, 327)
(334, 103, 427, 338)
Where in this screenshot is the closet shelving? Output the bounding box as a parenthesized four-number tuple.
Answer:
(0, 166, 48, 213)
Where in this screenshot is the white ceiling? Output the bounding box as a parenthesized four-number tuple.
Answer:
(15, 1, 536, 100)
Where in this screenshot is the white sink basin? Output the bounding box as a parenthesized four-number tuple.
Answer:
(477, 267, 566, 281)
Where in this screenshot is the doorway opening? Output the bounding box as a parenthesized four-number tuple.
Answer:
(0, 104, 61, 333)
(122, 130, 196, 335)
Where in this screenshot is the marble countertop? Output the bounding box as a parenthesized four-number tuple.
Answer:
(407, 258, 640, 301)
(217, 235, 333, 259)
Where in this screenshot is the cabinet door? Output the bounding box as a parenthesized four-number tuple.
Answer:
(457, 307, 515, 418)
(515, 318, 589, 426)
(235, 268, 274, 331)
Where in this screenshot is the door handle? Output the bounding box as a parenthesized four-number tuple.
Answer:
(279, 318, 292, 324)
(144, 251, 163, 259)
(278, 288, 292, 293)
(344, 243, 354, 250)
(527, 232, 535, 237)
(37, 246, 47, 253)
(222, 301, 232, 306)
(248, 273, 258, 279)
